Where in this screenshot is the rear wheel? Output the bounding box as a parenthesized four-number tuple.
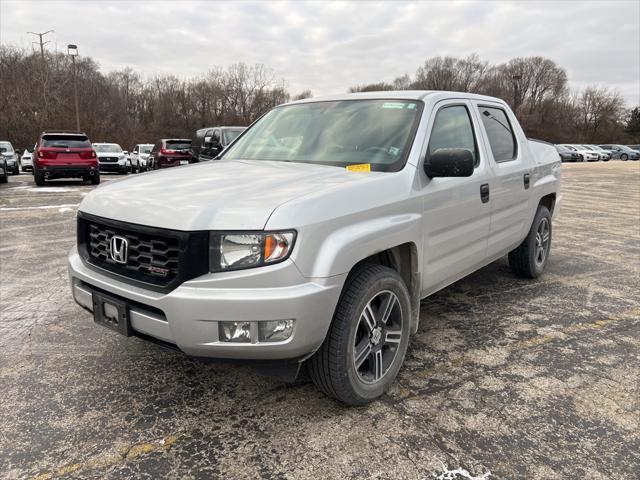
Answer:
(34, 168, 46, 186)
(509, 206, 552, 278)
(309, 265, 411, 405)
(91, 172, 101, 185)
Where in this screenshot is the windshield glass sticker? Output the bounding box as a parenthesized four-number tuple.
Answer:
(346, 163, 371, 172)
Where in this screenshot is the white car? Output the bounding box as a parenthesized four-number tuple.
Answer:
(20, 148, 34, 171)
(560, 144, 598, 162)
(131, 144, 154, 173)
(93, 143, 128, 174)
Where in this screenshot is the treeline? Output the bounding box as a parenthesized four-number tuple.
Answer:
(350, 55, 638, 144)
(0, 46, 638, 150)
(0, 45, 291, 149)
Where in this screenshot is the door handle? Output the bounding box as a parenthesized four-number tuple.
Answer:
(524, 173, 530, 189)
(480, 183, 490, 203)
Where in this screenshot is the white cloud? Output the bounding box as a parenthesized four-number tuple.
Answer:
(1, 0, 638, 104)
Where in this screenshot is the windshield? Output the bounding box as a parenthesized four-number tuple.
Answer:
(223, 129, 245, 144)
(0, 142, 14, 153)
(555, 145, 570, 153)
(139, 145, 153, 154)
(94, 144, 123, 153)
(42, 135, 91, 148)
(222, 99, 423, 171)
(165, 141, 191, 150)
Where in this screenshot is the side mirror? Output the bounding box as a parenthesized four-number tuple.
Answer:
(204, 136, 212, 145)
(424, 148, 474, 178)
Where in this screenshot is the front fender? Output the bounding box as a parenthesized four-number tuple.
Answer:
(293, 212, 422, 279)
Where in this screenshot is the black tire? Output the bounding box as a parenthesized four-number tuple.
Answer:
(0, 173, 7, 183)
(509, 205, 552, 279)
(34, 168, 46, 186)
(621, 154, 628, 161)
(91, 173, 101, 185)
(308, 264, 411, 405)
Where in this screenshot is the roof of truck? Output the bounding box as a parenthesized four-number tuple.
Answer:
(285, 90, 507, 105)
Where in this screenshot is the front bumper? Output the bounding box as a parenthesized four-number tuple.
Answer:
(68, 247, 344, 360)
(99, 162, 127, 172)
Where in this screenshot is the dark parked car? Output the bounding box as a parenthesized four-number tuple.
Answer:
(32, 131, 99, 185)
(191, 126, 245, 162)
(148, 139, 193, 169)
(555, 144, 580, 162)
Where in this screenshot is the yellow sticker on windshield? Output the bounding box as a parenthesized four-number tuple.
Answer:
(346, 163, 371, 172)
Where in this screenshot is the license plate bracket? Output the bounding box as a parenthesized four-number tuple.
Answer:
(92, 292, 132, 336)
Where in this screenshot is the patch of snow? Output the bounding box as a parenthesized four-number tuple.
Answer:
(1, 203, 79, 211)
(433, 463, 491, 480)
(26, 187, 78, 193)
(58, 207, 75, 213)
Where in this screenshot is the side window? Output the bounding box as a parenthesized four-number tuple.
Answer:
(479, 106, 517, 162)
(427, 105, 478, 166)
(212, 129, 221, 143)
(205, 129, 214, 140)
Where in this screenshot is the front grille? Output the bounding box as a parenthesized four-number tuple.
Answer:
(100, 157, 118, 162)
(89, 224, 180, 280)
(77, 212, 209, 292)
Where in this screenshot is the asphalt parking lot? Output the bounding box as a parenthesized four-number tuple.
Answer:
(1, 163, 639, 479)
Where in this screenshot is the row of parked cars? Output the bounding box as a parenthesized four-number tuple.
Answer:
(555, 144, 640, 162)
(0, 126, 246, 186)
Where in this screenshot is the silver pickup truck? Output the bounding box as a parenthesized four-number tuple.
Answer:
(68, 91, 561, 405)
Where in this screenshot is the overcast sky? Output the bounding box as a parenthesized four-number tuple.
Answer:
(1, 0, 639, 105)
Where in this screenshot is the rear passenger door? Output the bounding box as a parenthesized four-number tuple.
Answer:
(473, 102, 531, 258)
(420, 100, 492, 295)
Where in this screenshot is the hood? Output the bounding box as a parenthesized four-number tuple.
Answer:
(79, 159, 385, 230)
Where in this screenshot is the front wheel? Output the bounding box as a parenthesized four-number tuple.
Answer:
(308, 265, 411, 405)
(509, 205, 552, 278)
(621, 154, 628, 161)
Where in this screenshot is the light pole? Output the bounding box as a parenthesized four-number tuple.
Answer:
(68, 44, 80, 132)
(512, 74, 523, 115)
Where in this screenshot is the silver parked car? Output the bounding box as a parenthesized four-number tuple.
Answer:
(599, 144, 639, 160)
(69, 91, 561, 404)
(0, 141, 19, 175)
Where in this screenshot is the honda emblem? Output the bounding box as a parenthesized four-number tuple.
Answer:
(109, 235, 128, 264)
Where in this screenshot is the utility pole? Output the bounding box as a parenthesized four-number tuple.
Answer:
(68, 44, 80, 132)
(27, 30, 54, 60)
(512, 74, 523, 116)
(28, 30, 54, 128)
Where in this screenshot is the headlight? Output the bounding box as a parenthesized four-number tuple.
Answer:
(209, 231, 296, 272)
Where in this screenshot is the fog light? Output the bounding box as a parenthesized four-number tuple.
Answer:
(219, 321, 252, 343)
(259, 319, 294, 342)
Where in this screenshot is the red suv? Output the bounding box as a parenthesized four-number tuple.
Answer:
(148, 139, 192, 169)
(33, 131, 99, 186)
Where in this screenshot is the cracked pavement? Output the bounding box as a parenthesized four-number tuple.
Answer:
(0, 162, 639, 479)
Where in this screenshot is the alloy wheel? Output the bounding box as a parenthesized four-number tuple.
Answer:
(535, 217, 550, 267)
(353, 290, 403, 384)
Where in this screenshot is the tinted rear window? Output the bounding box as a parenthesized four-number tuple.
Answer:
(42, 135, 91, 148)
(478, 107, 517, 162)
(166, 141, 191, 150)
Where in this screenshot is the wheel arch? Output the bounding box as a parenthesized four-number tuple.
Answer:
(345, 242, 421, 334)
